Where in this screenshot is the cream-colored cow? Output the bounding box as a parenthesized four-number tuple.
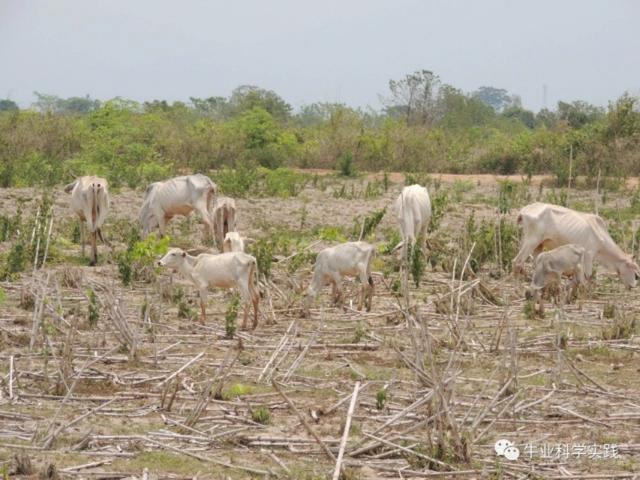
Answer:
(64, 176, 110, 265)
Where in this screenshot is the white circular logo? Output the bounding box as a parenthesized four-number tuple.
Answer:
(504, 446, 520, 461)
(494, 439, 513, 456)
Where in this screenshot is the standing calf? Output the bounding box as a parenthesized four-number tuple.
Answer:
(223, 231, 245, 253)
(525, 244, 587, 316)
(64, 176, 110, 266)
(159, 248, 260, 329)
(303, 241, 375, 315)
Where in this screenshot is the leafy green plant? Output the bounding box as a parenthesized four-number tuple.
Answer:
(225, 293, 240, 338)
(376, 388, 387, 410)
(409, 241, 425, 287)
(354, 207, 386, 240)
(252, 239, 273, 279)
(87, 288, 100, 328)
(250, 406, 271, 424)
(429, 190, 449, 232)
(338, 151, 356, 177)
(118, 234, 170, 285)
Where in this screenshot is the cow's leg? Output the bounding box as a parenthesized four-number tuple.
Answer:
(80, 220, 86, 258)
(252, 293, 259, 330)
(237, 275, 253, 330)
(513, 237, 542, 276)
(198, 290, 207, 325)
(194, 199, 214, 242)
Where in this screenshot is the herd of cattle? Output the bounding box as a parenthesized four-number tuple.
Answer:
(63, 173, 640, 329)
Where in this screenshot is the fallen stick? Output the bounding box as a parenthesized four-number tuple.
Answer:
(552, 405, 611, 428)
(272, 380, 336, 461)
(42, 398, 116, 449)
(9, 356, 14, 400)
(332, 381, 360, 480)
(61, 460, 110, 473)
(361, 431, 455, 471)
(156, 351, 205, 388)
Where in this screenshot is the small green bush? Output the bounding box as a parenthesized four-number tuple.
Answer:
(250, 406, 271, 424)
(225, 293, 240, 339)
(338, 151, 356, 177)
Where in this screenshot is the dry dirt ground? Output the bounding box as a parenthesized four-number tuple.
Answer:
(1, 173, 640, 479)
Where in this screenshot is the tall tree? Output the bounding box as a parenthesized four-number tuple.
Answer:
(472, 86, 512, 112)
(0, 99, 18, 112)
(382, 70, 443, 126)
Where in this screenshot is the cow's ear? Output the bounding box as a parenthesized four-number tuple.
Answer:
(182, 252, 186, 257)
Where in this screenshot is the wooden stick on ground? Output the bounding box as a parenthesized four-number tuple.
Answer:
(272, 379, 336, 461)
(332, 381, 360, 480)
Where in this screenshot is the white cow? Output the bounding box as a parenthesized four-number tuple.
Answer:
(393, 184, 431, 253)
(223, 231, 245, 253)
(64, 176, 110, 265)
(525, 244, 587, 316)
(212, 197, 237, 250)
(139, 174, 217, 240)
(303, 241, 375, 315)
(158, 248, 260, 329)
(513, 202, 639, 288)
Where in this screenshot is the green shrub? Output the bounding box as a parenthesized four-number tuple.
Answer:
(87, 288, 100, 328)
(354, 207, 386, 240)
(429, 191, 449, 233)
(250, 406, 271, 424)
(225, 293, 240, 339)
(118, 234, 170, 285)
(338, 151, 356, 177)
(376, 388, 388, 410)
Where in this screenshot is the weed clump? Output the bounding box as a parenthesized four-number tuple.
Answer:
(225, 293, 240, 339)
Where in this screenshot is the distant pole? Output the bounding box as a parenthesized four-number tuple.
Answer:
(543, 84, 548, 110)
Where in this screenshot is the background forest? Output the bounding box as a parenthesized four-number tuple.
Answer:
(1, 70, 639, 190)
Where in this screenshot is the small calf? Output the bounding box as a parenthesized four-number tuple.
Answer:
(159, 248, 260, 329)
(304, 241, 375, 315)
(525, 244, 586, 316)
(223, 231, 245, 253)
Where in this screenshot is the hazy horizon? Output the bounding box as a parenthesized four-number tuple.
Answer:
(1, 0, 639, 112)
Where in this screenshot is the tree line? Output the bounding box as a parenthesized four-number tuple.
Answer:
(0, 70, 638, 189)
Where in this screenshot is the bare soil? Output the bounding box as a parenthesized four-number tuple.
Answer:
(1, 174, 639, 479)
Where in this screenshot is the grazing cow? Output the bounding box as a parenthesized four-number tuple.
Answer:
(139, 174, 217, 240)
(64, 176, 110, 265)
(158, 248, 260, 329)
(223, 231, 245, 253)
(303, 241, 375, 315)
(513, 203, 639, 288)
(212, 197, 236, 250)
(525, 244, 587, 316)
(393, 184, 431, 253)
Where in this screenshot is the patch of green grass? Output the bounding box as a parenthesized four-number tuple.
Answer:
(250, 406, 271, 424)
(223, 383, 254, 399)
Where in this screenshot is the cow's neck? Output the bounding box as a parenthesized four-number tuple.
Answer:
(178, 254, 198, 277)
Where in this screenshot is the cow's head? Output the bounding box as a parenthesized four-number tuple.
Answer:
(617, 256, 640, 289)
(158, 248, 187, 268)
